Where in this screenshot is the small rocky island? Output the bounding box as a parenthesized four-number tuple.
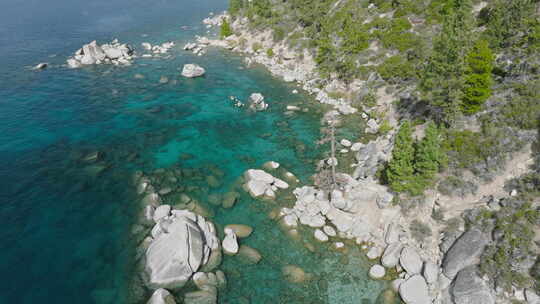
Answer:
(66, 40, 134, 68)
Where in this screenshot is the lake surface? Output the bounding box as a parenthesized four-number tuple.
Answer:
(0, 0, 391, 303)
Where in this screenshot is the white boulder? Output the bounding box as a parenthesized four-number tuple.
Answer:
(222, 228, 239, 255)
(369, 264, 386, 279)
(181, 64, 206, 78)
(399, 275, 430, 304)
(400, 246, 423, 275)
(147, 288, 176, 304)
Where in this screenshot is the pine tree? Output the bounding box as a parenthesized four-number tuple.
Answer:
(414, 122, 445, 183)
(420, 0, 474, 124)
(220, 19, 233, 38)
(386, 121, 415, 193)
(461, 39, 494, 114)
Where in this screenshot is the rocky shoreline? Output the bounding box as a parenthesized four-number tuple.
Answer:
(179, 11, 540, 304)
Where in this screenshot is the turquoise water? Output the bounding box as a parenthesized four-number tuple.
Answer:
(0, 0, 390, 303)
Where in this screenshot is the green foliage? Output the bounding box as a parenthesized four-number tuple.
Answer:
(386, 121, 416, 193)
(479, 201, 539, 291)
(461, 39, 494, 114)
(442, 129, 483, 168)
(377, 55, 416, 83)
(420, 0, 474, 123)
(482, 0, 538, 49)
(228, 0, 244, 16)
(220, 19, 233, 38)
(378, 119, 393, 135)
(252, 42, 262, 52)
(266, 48, 274, 57)
(414, 122, 446, 184)
(385, 121, 446, 195)
(500, 78, 540, 130)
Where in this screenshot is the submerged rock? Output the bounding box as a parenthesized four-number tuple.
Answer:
(181, 64, 206, 78)
(224, 224, 253, 238)
(282, 265, 311, 283)
(237, 245, 262, 264)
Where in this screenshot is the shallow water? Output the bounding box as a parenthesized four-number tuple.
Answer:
(0, 0, 393, 303)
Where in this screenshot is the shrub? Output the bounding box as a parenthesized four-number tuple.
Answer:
(266, 48, 274, 57)
(252, 42, 262, 52)
(500, 78, 540, 130)
(410, 219, 432, 242)
(377, 55, 416, 83)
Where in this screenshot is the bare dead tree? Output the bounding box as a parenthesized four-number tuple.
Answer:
(315, 111, 338, 192)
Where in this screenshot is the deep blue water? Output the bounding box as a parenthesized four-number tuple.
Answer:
(0, 1, 389, 303)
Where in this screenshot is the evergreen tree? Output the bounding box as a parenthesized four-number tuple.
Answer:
(229, 0, 244, 16)
(220, 19, 233, 38)
(483, 0, 537, 49)
(420, 0, 474, 124)
(461, 39, 494, 114)
(386, 121, 415, 193)
(414, 122, 445, 183)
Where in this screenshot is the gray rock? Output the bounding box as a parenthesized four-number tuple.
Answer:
(184, 286, 217, 304)
(382, 242, 403, 268)
(222, 228, 239, 255)
(422, 261, 439, 284)
(385, 223, 400, 244)
(525, 289, 540, 304)
(33, 63, 48, 70)
(181, 64, 206, 78)
(442, 228, 489, 279)
(451, 266, 494, 304)
(147, 288, 176, 304)
(369, 264, 386, 279)
(145, 211, 215, 289)
(248, 93, 268, 111)
(153, 205, 171, 222)
(67, 58, 82, 68)
(400, 246, 423, 275)
(314, 229, 328, 242)
(399, 275, 430, 304)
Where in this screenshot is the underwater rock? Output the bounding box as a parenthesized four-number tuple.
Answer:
(237, 245, 262, 264)
(147, 288, 176, 304)
(206, 175, 221, 188)
(263, 161, 280, 170)
(215, 270, 227, 290)
(181, 64, 206, 78)
(222, 191, 240, 208)
(224, 224, 253, 238)
(222, 228, 239, 255)
(282, 265, 311, 284)
(184, 286, 217, 304)
(369, 264, 386, 279)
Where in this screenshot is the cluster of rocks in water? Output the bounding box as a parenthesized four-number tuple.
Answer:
(66, 39, 135, 68)
(140, 41, 175, 58)
(130, 165, 269, 304)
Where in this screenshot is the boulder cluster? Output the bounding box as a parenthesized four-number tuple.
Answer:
(242, 168, 289, 199)
(67, 40, 134, 68)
